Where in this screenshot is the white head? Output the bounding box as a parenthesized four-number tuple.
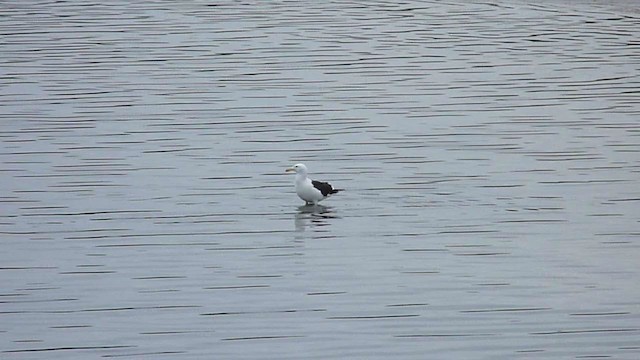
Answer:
(285, 163, 308, 175)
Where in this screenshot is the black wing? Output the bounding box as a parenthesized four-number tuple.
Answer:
(312, 180, 341, 197)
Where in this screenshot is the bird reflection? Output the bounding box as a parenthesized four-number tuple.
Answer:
(294, 204, 338, 233)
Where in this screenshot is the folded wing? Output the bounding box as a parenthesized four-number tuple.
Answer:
(311, 180, 341, 197)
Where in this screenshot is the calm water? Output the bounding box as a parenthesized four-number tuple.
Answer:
(2, 0, 639, 359)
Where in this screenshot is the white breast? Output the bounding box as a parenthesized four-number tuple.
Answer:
(296, 177, 324, 203)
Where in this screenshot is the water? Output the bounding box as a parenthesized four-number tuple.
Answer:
(1, 0, 639, 358)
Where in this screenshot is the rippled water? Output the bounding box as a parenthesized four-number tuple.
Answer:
(2, 0, 639, 359)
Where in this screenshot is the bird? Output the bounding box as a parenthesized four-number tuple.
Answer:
(285, 163, 342, 205)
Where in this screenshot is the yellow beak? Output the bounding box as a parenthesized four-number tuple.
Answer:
(285, 167, 295, 173)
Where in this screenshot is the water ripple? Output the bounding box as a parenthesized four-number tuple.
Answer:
(1, 0, 639, 359)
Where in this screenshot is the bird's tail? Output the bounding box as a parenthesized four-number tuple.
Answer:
(330, 188, 343, 195)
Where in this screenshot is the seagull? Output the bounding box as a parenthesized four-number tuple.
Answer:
(285, 163, 342, 205)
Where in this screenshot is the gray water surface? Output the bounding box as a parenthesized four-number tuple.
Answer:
(2, 1, 640, 359)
